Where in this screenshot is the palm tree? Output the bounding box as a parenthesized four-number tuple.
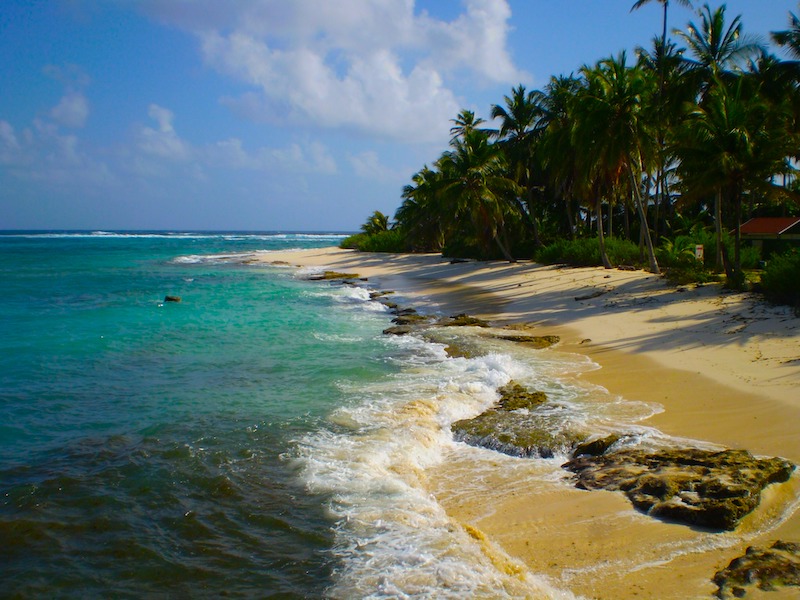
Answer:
(490, 85, 545, 246)
(396, 166, 447, 251)
(573, 53, 661, 273)
(449, 109, 487, 143)
(772, 7, 800, 59)
(438, 129, 521, 261)
(360, 210, 390, 236)
(675, 3, 764, 97)
(673, 76, 796, 284)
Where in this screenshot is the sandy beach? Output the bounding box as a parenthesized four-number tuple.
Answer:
(257, 247, 800, 599)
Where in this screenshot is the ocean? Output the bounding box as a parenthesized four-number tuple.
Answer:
(0, 231, 663, 599)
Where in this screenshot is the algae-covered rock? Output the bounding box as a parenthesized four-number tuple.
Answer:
(563, 448, 795, 530)
(492, 334, 561, 349)
(496, 382, 547, 411)
(308, 271, 360, 280)
(452, 409, 583, 458)
(713, 541, 800, 598)
(452, 382, 583, 458)
(438, 313, 491, 328)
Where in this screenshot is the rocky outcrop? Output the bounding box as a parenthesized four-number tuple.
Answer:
(563, 448, 795, 530)
(452, 382, 584, 458)
(713, 541, 800, 598)
(437, 313, 491, 328)
(164, 295, 181, 303)
(308, 271, 361, 280)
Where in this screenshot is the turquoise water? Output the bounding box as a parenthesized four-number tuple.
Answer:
(0, 232, 669, 598)
(0, 232, 395, 598)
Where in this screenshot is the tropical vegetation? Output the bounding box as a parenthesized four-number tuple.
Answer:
(343, 2, 800, 306)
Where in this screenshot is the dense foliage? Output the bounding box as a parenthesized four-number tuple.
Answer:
(345, 2, 800, 302)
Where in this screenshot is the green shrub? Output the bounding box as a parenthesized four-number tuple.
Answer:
(339, 230, 406, 253)
(760, 251, 800, 308)
(535, 237, 641, 268)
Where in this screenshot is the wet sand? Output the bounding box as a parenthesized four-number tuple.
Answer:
(255, 247, 800, 599)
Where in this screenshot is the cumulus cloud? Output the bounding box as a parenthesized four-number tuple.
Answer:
(140, 0, 526, 143)
(50, 91, 90, 128)
(136, 104, 192, 160)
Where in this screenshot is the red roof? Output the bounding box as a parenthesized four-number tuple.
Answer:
(739, 217, 800, 235)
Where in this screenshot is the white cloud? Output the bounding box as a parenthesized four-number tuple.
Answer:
(50, 91, 90, 128)
(141, 0, 526, 143)
(136, 104, 192, 161)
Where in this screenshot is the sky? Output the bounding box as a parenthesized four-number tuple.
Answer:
(1, 0, 797, 232)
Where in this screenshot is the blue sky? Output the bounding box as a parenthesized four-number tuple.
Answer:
(1, 0, 796, 231)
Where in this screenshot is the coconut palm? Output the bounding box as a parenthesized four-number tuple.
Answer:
(771, 7, 800, 59)
(449, 109, 487, 143)
(360, 210, 390, 235)
(438, 129, 521, 261)
(573, 53, 661, 273)
(396, 166, 447, 251)
(673, 75, 796, 284)
(490, 85, 546, 246)
(675, 3, 764, 96)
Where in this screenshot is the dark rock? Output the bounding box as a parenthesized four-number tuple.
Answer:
(563, 448, 795, 530)
(392, 314, 430, 326)
(713, 540, 800, 598)
(164, 296, 181, 303)
(439, 313, 491, 328)
(369, 290, 395, 299)
(572, 434, 622, 457)
(383, 325, 414, 336)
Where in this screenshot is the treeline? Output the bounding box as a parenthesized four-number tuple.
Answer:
(343, 2, 800, 304)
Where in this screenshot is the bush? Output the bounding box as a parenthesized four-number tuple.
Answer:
(760, 250, 800, 308)
(339, 230, 406, 253)
(535, 237, 641, 268)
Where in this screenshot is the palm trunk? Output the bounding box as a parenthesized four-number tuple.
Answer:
(714, 189, 723, 273)
(596, 197, 612, 269)
(628, 166, 660, 274)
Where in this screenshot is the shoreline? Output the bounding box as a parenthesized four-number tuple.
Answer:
(255, 247, 800, 598)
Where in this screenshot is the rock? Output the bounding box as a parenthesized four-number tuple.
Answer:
(452, 409, 583, 459)
(392, 314, 430, 326)
(491, 334, 561, 349)
(308, 271, 360, 280)
(164, 295, 181, 303)
(713, 541, 800, 598)
(563, 448, 795, 530)
(572, 434, 621, 457)
(383, 325, 414, 336)
(438, 313, 491, 328)
(452, 383, 583, 458)
(369, 290, 395, 299)
(497, 382, 547, 411)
